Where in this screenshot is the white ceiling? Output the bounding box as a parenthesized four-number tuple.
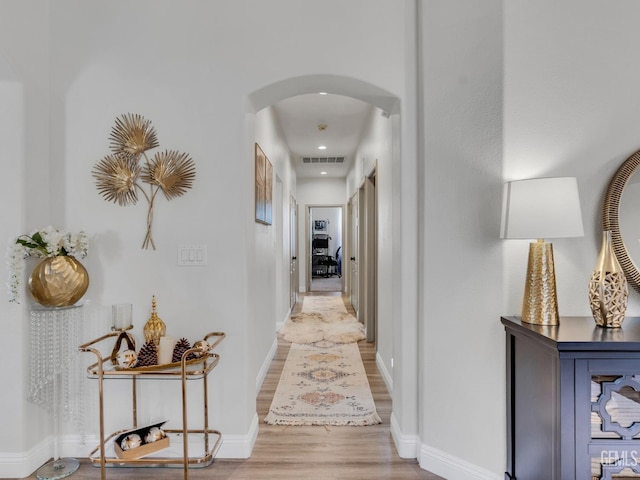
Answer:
(272, 93, 373, 178)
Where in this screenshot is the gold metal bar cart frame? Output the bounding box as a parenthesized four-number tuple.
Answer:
(79, 331, 225, 480)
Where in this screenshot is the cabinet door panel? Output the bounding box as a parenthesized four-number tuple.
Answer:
(512, 336, 560, 479)
(587, 359, 640, 479)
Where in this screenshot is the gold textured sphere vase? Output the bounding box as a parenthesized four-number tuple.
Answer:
(28, 256, 89, 307)
(588, 230, 629, 328)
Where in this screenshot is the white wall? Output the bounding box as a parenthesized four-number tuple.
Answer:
(620, 181, 640, 264)
(3, 1, 581, 478)
(504, 0, 640, 318)
(498, 9, 640, 478)
(0, 2, 54, 474)
(252, 106, 296, 385)
(346, 106, 395, 392)
(0, 1, 415, 477)
(0, 79, 31, 461)
(419, 1, 504, 479)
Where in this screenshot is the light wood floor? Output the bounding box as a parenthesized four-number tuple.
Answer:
(25, 293, 443, 480)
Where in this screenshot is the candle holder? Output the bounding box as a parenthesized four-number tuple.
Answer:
(112, 303, 133, 331)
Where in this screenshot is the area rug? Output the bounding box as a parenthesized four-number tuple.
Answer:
(279, 296, 365, 344)
(301, 295, 347, 313)
(264, 342, 381, 426)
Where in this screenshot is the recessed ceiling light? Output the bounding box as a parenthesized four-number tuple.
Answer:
(318, 92, 328, 95)
(318, 145, 327, 150)
(321, 171, 327, 175)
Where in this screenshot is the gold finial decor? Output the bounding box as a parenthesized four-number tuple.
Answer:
(143, 295, 166, 346)
(92, 113, 196, 249)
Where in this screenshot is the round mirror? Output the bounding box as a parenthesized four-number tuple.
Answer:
(603, 150, 640, 294)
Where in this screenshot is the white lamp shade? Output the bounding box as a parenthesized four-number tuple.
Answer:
(500, 177, 584, 239)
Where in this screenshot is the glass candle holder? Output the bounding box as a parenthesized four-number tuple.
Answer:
(112, 303, 133, 331)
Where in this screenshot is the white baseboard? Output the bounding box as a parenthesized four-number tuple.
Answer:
(4, 421, 497, 480)
(419, 444, 502, 480)
(275, 305, 292, 332)
(0, 434, 99, 478)
(0, 437, 51, 478)
(2, 412, 261, 476)
(217, 413, 259, 459)
(256, 337, 278, 394)
(4, 335, 277, 475)
(389, 412, 418, 459)
(375, 352, 393, 394)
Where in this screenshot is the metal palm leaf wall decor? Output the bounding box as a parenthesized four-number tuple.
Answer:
(93, 114, 196, 249)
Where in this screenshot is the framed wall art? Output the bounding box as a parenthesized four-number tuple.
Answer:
(255, 143, 272, 225)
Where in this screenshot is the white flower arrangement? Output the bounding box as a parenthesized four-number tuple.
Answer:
(6, 226, 89, 303)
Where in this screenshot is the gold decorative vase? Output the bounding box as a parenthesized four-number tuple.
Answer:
(28, 256, 89, 307)
(143, 295, 166, 346)
(588, 230, 628, 328)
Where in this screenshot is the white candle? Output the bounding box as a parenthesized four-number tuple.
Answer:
(158, 336, 176, 364)
(112, 304, 133, 330)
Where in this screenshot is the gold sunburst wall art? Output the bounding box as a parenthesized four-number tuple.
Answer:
(92, 114, 196, 249)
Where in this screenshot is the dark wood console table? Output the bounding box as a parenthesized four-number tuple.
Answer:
(502, 316, 640, 480)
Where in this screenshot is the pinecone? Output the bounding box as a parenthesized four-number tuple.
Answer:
(134, 341, 158, 367)
(172, 337, 195, 363)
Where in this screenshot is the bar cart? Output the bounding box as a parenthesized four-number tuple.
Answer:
(79, 331, 225, 480)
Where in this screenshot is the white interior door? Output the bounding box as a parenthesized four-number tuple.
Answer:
(357, 185, 365, 324)
(364, 172, 377, 342)
(349, 192, 359, 317)
(289, 195, 298, 309)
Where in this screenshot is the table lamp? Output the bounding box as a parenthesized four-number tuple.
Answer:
(501, 177, 584, 325)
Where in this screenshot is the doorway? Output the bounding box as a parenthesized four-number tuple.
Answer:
(290, 194, 298, 309)
(307, 205, 343, 293)
(248, 74, 416, 459)
(363, 169, 377, 343)
(347, 167, 377, 342)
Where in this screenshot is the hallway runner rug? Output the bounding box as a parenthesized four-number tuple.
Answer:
(264, 342, 381, 426)
(301, 295, 348, 313)
(278, 296, 365, 344)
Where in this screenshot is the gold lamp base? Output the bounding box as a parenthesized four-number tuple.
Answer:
(521, 240, 559, 326)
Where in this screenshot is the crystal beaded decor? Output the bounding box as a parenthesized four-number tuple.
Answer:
(28, 305, 85, 479)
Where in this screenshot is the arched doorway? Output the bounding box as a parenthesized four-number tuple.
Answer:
(246, 74, 418, 458)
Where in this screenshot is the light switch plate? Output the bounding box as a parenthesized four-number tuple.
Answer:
(177, 244, 207, 266)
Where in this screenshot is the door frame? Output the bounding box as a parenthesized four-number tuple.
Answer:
(347, 192, 359, 315)
(363, 165, 377, 343)
(305, 204, 345, 293)
(289, 194, 298, 309)
(348, 164, 377, 340)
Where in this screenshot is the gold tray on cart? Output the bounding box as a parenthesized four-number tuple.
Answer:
(84, 331, 225, 378)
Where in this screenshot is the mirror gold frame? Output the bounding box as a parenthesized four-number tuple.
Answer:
(603, 149, 640, 294)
